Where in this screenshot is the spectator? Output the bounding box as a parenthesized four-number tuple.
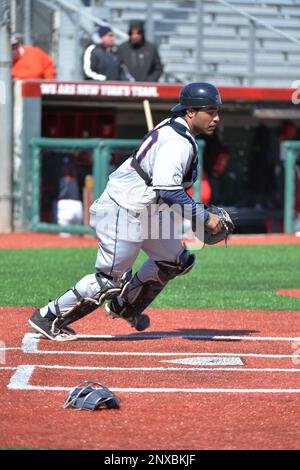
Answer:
(248, 123, 273, 207)
(276, 120, 298, 209)
(202, 133, 231, 204)
(11, 37, 56, 80)
(83, 26, 126, 81)
(117, 20, 163, 82)
(279, 120, 297, 161)
(56, 157, 83, 237)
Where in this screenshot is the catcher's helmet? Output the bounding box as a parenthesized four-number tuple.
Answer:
(171, 82, 222, 113)
(63, 381, 120, 411)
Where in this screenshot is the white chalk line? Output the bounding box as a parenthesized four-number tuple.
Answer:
(21, 333, 300, 359)
(76, 333, 300, 342)
(23, 350, 300, 359)
(24, 364, 300, 372)
(7, 365, 34, 390)
(0, 347, 21, 351)
(7, 366, 300, 394)
(5, 333, 300, 394)
(24, 332, 300, 342)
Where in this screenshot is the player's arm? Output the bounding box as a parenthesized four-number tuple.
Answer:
(159, 189, 222, 234)
(41, 51, 56, 79)
(152, 139, 222, 233)
(203, 210, 224, 234)
(83, 45, 106, 81)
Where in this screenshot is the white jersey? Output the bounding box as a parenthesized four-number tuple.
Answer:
(105, 116, 198, 211)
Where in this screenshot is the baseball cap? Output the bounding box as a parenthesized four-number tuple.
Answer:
(98, 26, 113, 38)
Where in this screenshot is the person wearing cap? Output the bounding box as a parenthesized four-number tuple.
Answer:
(55, 157, 83, 237)
(28, 82, 223, 340)
(117, 20, 163, 82)
(83, 26, 125, 81)
(11, 37, 56, 80)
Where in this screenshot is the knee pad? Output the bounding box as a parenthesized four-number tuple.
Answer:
(155, 246, 196, 283)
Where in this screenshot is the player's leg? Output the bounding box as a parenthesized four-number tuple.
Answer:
(57, 199, 72, 237)
(28, 270, 130, 341)
(29, 192, 142, 340)
(94, 200, 151, 332)
(106, 237, 195, 328)
(106, 205, 195, 324)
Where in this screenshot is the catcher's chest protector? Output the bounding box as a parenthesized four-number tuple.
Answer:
(131, 118, 198, 187)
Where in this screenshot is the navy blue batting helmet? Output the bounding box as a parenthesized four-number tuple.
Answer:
(171, 82, 222, 113)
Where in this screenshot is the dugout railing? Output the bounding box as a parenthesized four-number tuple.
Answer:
(284, 141, 300, 234)
(30, 137, 204, 234)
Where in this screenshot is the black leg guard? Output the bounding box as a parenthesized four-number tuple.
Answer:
(106, 247, 195, 330)
(52, 289, 99, 334)
(105, 281, 152, 331)
(122, 247, 195, 314)
(52, 272, 130, 334)
(119, 275, 165, 318)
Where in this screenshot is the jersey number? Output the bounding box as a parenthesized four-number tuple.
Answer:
(135, 130, 159, 165)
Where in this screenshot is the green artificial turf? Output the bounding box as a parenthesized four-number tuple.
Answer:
(0, 244, 299, 310)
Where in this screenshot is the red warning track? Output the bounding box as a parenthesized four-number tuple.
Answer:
(0, 232, 299, 249)
(1, 307, 300, 450)
(277, 289, 300, 298)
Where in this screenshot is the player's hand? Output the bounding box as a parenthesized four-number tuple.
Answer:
(205, 212, 223, 234)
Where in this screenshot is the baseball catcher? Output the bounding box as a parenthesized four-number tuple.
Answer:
(28, 82, 234, 340)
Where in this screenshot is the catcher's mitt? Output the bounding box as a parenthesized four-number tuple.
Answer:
(204, 205, 235, 245)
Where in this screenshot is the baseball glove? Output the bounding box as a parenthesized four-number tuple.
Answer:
(204, 205, 235, 245)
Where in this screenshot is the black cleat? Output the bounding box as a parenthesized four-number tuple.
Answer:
(28, 309, 77, 341)
(105, 298, 150, 332)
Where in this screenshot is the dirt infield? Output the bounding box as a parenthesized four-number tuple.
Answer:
(0, 232, 299, 249)
(1, 306, 300, 450)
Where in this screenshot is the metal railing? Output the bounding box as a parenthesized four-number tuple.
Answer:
(215, 0, 300, 46)
(283, 141, 300, 234)
(30, 136, 204, 234)
(151, 0, 300, 85)
(37, 0, 128, 41)
(31, 137, 140, 234)
(213, 0, 300, 85)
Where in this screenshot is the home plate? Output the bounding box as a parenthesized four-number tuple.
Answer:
(162, 357, 245, 366)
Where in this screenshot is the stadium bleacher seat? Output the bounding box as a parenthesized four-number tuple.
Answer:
(102, 0, 300, 87)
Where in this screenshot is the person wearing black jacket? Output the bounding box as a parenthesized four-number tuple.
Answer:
(83, 26, 125, 81)
(117, 20, 163, 82)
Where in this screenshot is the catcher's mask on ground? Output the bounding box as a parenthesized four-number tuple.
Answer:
(63, 381, 120, 411)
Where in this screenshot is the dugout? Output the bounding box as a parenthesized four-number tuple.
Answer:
(13, 80, 300, 233)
